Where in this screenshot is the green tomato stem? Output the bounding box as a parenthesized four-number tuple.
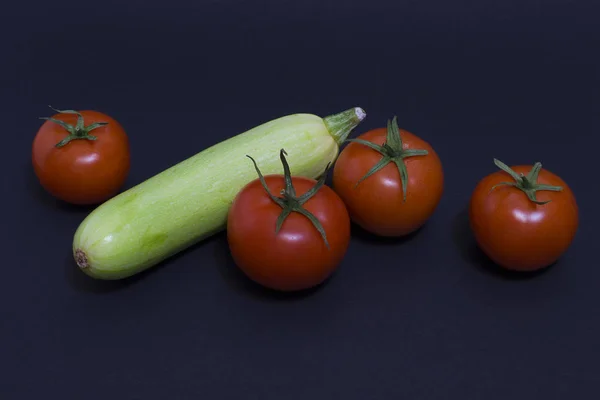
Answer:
(39, 105, 108, 148)
(246, 148, 331, 249)
(490, 159, 563, 205)
(346, 116, 428, 202)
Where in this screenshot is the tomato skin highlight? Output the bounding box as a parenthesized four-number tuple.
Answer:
(332, 127, 444, 236)
(227, 175, 351, 292)
(469, 164, 578, 272)
(32, 110, 130, 205)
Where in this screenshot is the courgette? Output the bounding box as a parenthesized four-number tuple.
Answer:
(72, 107, 366, 279)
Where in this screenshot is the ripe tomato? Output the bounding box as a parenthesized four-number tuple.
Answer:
(227, 149, 351, 292)
(32, 106, 130, 205)
(332, 117, 443, 236)
(469, 159, 579, 272)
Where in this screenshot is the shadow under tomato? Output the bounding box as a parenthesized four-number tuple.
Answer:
(350, 221, 424, 245)
(451, 207, 557, 280)
(26, 162, 132, 214)
(213, 232, 329, 301)
(26, 164, 98, 213)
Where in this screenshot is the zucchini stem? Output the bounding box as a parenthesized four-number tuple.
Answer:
(323, 107, 366, 145)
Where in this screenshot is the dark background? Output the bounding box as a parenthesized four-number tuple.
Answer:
(2, 0, 598, 398)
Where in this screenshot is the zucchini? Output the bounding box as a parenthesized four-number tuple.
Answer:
(73, 107, 366, 279)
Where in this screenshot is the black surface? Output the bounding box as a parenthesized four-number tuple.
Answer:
(3, 0, 599, 398)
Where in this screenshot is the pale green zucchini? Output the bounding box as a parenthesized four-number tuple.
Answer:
(73, 107, 366, 279)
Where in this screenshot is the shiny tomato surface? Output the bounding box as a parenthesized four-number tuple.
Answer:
(227, 175, 351, 292)
(333, 127, 443, 236)
(469, 164, 578, 271)
(32, 109, 130, 205)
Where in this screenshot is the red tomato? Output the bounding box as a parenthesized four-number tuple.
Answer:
(32, 107, 130, 205)
(227, 150, 351, 292)
(469, 159, 579, 272)
(332, 117, 444, 236)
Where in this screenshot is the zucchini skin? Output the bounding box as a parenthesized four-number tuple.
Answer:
(73, 108, 366, 279)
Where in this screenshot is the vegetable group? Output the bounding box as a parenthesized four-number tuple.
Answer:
(469, 159, 579, 271)
(227, 149, 350, 291)
(26, 101, 581, 285)
(32, 107, 130, 205)
(332, 117, 443, 236)
(71, 107, 365, 279)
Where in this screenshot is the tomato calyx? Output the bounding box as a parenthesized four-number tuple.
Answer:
(346, 116, 428, 201)
(39, 106, 109, 148)
(246, 148, 332, 249)
(490, 158, 563, 205)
